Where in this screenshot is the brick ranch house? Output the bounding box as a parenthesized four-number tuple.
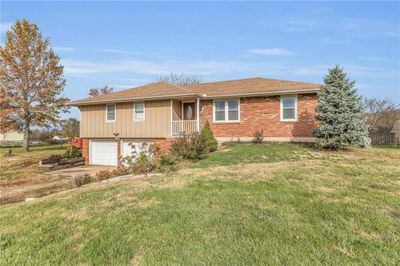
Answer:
(68, 77, 321, 166)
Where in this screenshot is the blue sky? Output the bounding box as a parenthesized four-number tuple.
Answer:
(1, 1, 399, 119)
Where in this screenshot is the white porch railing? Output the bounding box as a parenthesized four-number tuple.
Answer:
(172, 120, 197, 135)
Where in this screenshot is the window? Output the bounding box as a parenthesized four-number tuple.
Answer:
(134, 102, 145, 121)
(214, 99, 240, 122)
(280, 95, 297, 121)
(106, 104, 116, 122)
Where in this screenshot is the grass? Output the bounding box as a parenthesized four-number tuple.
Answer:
(0, 145, 65, 181)
(194, 143, 317, 168)
(0, 144, 399, 265)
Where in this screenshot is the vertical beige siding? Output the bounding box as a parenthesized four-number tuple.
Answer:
(172, 100, 182, 120)
(80, 100, 171, 138)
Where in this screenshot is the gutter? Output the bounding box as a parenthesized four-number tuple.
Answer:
(66, 93, 199, 106)
(200, 88, 321, 99)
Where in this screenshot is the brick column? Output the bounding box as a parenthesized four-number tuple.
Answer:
(117, 139, 121, 167)
(81, 138, 90, 165)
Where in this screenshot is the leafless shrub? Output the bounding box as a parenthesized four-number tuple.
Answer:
(364, 98, 400, 133)
(156, 73, 202, 86)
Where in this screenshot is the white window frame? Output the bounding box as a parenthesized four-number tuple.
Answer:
(213, 99, 240, 123)
(106, 104, 116, 123)
(133, 102, 145, 122)
(280, 95, 298, 122)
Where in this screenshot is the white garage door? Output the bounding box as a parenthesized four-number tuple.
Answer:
(122, 140, 153, 159)
(90, 140, 118, 166)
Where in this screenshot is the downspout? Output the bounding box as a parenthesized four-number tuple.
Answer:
(196, 97, 200, 132)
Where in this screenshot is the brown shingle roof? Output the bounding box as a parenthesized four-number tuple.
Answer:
(68, 82, 195, 105)
(186, 77, 320, 97)
(68, 77, 320, 106)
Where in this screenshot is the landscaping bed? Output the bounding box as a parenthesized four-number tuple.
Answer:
(39, 157, 85, 170)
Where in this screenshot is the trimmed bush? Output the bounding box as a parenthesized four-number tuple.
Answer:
(74, 174, 92, 187)
(200, 121, 218, 152)
(171, 133, 208, 160)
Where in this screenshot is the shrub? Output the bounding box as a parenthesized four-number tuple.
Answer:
(74, 174, 92, 187)
(63, 144, 82, 158)
(200, 120, 218, 152)
(120, 143, 157, 175)
(111, 166, 129, 176)
(95, 170, 113, 181)
(159, 155, 177, 166)
(156, 154, 179, 172)
(171, 133, 208, 160)
(131, 153, 156, 175)
(253, 130, 264, 144)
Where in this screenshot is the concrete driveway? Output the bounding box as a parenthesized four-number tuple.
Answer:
(46, 165, 115, 178)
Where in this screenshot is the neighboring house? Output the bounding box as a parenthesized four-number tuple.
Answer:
(68, 77, 321, 166)
(392, 119, 400, 139)
(52, 136, 68, 141)
(0, 131, 24, 143)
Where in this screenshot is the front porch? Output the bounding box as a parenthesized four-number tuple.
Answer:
(171, 98, 200, 136)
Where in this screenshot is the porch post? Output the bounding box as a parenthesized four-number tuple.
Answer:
(196, 97, 200, 132)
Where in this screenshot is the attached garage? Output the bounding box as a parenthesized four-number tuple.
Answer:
(90, 140, 118, 166)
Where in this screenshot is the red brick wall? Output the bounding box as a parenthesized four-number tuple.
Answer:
(81, 138, 89, 165)
(117, 140, 121, 166)
(154, 138, 173, 155)
(200, 94, 318, 138)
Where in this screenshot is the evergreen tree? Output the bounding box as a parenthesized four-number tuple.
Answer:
(200, 120, 218, 152)
(315, 65, 368, 149)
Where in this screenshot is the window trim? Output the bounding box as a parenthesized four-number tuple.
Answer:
(106, 104, 116, 123)
(213, 98, 240, 123)
(133, 102, 145, 122)
(280, 95, 298, 122)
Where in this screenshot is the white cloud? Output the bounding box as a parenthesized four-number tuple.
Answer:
(54, 47, 76, 52)
(0, 22, 13, 34)
(359, 56, 398, 63)
(246, 48, 293, 56)
(61, 58, 399, 80)
(100, 49, 141, 55)
(110, 84, 144, 89)
(291, 64, 399, 79)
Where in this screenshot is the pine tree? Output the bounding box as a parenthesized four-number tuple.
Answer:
(200, 120, 218, 152)
(315, 65, 368, 149)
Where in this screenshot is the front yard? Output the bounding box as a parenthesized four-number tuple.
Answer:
(0, 145, 75, 204)
(1, 144, 399, 265)
(0, 145, 65, 181)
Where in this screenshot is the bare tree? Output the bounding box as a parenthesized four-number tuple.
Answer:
(60, 118, 80, 139)
(363, 98, 400, 133)
(156, 73, 202, 86)
(88, 85, 113, 97)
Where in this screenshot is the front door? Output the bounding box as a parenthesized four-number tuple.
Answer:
(183, 102, 195, 120)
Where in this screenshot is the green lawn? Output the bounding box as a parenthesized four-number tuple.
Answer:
(0, 145, 65, 181)
(1, 144, 399, 265)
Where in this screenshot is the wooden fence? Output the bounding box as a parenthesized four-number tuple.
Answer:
(369, 132, 397, 145)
